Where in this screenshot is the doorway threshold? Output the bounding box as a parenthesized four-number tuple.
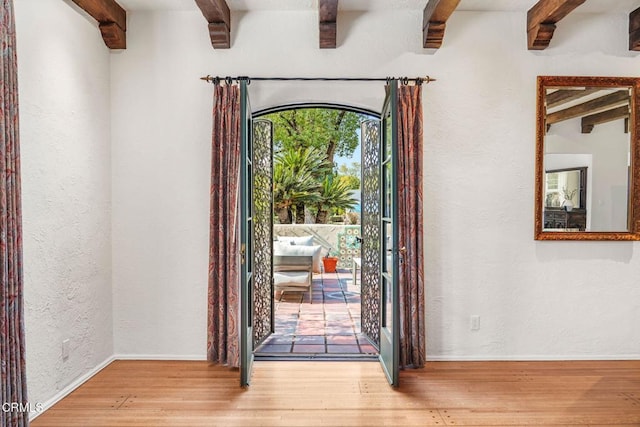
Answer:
(255, 353, 378, 362)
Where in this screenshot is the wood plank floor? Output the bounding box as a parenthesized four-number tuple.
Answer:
(31, 360, 640, 426)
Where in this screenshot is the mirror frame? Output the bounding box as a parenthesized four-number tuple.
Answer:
(535, 76, 640, 241)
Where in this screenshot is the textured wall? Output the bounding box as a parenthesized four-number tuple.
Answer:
(15, 0, 113, 408)
(110, 8, 635, 360)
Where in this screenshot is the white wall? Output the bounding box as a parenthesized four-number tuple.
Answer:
(110, 8, 640, 361)
(16, 0, 113, 408)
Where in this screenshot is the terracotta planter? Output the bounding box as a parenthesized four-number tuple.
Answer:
(322, 257, 339, 273)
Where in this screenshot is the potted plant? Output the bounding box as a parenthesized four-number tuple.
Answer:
(322, 248, 339, 273)
(561, 186, 577, 211)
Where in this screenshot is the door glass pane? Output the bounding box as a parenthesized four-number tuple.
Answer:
(248, 167, 254, 217)
(381, 277, 386, 327)
(248, 276, 253, 327)
(384, 277, 393, 331)
(247, 228, 253, 275)
(384, 162, 392, 217)
(385, 112, 392, 160)
(384, 222, 393, 274)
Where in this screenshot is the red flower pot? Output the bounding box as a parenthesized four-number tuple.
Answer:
(322, 257, 338, 273)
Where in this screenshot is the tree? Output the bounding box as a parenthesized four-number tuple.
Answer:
(267, 108, 365, 224)
(336, 162, 361, 190)
(314, 176, 357, 224)
(272, 147, 329, 224)
(337, 162, 361, 179)
(338, 175, 360, 191)
(265, 108, 363, 166)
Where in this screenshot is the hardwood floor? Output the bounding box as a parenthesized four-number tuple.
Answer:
(32, 360, 640, 426)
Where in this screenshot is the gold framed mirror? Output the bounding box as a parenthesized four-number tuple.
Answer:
(535, 76, 640, 240)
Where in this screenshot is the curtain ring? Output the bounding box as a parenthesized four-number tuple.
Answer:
(225, 76, 233, 85)
(213, 76, 220, 85)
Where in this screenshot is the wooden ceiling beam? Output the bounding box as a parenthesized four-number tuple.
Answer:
(194, 0, 231, 49)
(319, 0, 339, 48)
(581, 105, 630, 134)
(423, 0, 461, 49)
(547, 90, 630, 125)
(527, 0, 585, 50)
(546, 88, 600, 108)
(71, 0, 127, 49)
(630, 6, 640, 51)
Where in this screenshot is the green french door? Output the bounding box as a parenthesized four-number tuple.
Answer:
(240, 80, 274, 387)
(361, 80, 400, 386)
(379, 80, 400, 387)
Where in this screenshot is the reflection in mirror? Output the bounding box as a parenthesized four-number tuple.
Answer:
(546, 86, 629, 232)
(535, 76, 640, 240)
(544, 167, 587, 230)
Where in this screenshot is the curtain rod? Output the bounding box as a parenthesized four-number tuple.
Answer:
(199, 75, 436, 84)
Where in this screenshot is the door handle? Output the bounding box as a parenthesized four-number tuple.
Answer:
(240, 244, 246, 265)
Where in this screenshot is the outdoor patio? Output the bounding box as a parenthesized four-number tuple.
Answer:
(254, 268, 378, 357)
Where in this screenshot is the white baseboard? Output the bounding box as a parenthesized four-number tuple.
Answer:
(30, 355, 116, 421)
(114, 353, 207, 361)
(427, 354, 640, 361)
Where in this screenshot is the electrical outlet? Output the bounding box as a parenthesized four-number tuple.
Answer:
(470, 315, 480, 331)
(62, 339, 70, 360)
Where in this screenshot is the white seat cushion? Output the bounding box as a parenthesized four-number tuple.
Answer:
(273, 242, 322, 273)
(274, 271, 310, 287)
(276, 235, 314, 246)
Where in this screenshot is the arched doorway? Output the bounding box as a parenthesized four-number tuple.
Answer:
(252, 104, 379, 360)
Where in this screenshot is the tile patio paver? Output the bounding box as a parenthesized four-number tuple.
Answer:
(294, 335, 325, 345)
(292, 344, 326, 353)
(255, 269, 376, 357)
(326, 345, 361, 354)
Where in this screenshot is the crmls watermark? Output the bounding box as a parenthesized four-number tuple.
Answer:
(1, 402, 44, 413)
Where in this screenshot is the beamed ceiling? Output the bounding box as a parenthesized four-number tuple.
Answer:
(545, 88, 632, 134)
(70, 0, 640, 51)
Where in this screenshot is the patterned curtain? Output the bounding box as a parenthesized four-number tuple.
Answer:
(1, 0, 29, 425)
(207, 83, 241, 368)
(397, 84, 426, 369)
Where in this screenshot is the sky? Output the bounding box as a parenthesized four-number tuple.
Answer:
(335, 128, 362, 169)
(335, 144, 361, 168)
